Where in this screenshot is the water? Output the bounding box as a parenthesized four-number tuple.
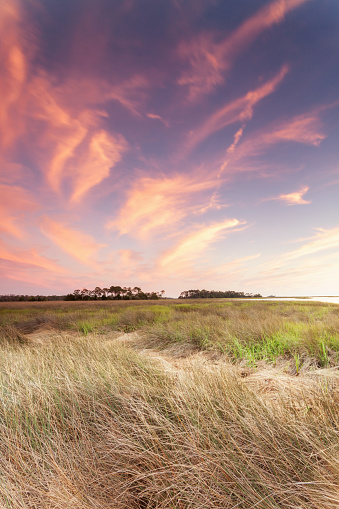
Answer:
(309, 296, 339, 305)
(256, 297, 339, 305)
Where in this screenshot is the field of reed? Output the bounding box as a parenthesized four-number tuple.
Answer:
(0, 299, 338, 508)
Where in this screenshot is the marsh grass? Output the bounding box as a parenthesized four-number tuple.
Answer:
(145, 301, 339, 368)
(1, 300, 339, 367)
(0, 332, 338, 508)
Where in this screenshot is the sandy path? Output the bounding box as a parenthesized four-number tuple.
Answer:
(26, 328, 338, 403)
(112, 331, 339, 403)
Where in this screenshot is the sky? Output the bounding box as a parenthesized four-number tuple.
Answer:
(1, 0, 339, 297)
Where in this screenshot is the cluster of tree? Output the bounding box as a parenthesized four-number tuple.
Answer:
(0, 295, 64, 302)
(64, 286, 165, 301)
(178, 289, 262, 299)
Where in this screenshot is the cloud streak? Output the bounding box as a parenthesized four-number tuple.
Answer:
(108, 174, 220, 238)
(40, 217, 106, 266)
(184, 65, 289, 156)
(159, 219, 244, 273)
(264, 185, 311, 205)
(178, 0, 310, 99)
(215, 110, 328, 180)
(0, 184, 38, 238)
(280, 226, 339, 262)
(0, 1, 132, 204)
(0, 240, 63, 274)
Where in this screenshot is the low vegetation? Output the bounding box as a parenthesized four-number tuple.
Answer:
(1, 299, 338, 367)
(0, 299, 338, 507)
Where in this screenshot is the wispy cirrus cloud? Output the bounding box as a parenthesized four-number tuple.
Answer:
(24, 75, 128, 201)
(158, 219, 244, 273)
(40, 217, 106, 266)
(0, 1, 138, 203)
(216, 110, 327, 179)
(231, 112, 326, 161)
(280, 226, 339, 262)
(178, 0, 310, 100)
(264, 185, 311, 205)
(245, 229, 339, 295)
(107, 174, 220, 238)
(264, 114, 326, 146)
(0, 240, 63, 274)
(184, 65, 289, 156)
(0, 184, 38, 238)
(146, 113, 169, 127)
(250, 226, 339, 285)
(70, 130, 127, 203)
(0, 0, 32, 151)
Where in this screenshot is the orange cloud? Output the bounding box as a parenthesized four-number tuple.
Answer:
(107, 174, 219, 238)
(24, 76, 128, 201)
(217, 111, 327, 177)
(40, 217, 106, 266)
(264, 185, 311, 205)
(0, 240, 63, 274)
(263, 114, 326, 147)
(146, 113, 169, 127)
(70, 130, 127, 203)
(0, 184, 38, 238)
(184, 65, 288, 155)
(0, 2, 134, 203)
(159, 219, 244, 272)
(177, 33, 226, 100)
(226, 126, 245, 155)
(178, 0, 309, 99)
(0, 0, 31, 151)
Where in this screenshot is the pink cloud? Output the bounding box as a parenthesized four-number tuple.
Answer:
(158, 219, 244, 273)
(0, 184, 38, 238)
(0, 2, 138, 204)
(70, 130, 127, 203)
(264, 185, 311, 205)
(216, 111, 327, 178)
(177, 33, 226, 100)
(23, 76, 128, 201)
(0, 240, 63, 274)
(146, 112, 169, 127)
(178, 0, 309, 99)
(0, 0, 32, 151)
(184, 65, 289, 155)
(263, 114, 326, 147)
(40, 217, 106, 266)
(107, 174, 220, 238)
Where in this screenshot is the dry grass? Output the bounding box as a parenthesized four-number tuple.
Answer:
(0, 300, 339, 507)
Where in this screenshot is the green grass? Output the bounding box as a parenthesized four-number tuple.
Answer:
(144, 301, 339, 368)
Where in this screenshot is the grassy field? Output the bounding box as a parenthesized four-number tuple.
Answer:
(0, 299, 338, 508)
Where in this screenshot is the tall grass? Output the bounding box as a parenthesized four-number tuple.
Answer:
(1, 299, 339, 367)
(0, 333, 338, 508)
(145, 301, 339, 368)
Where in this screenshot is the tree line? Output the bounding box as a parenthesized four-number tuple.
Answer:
(0, 287, 263, 302)
(178, 289, 262, 299)
(65, 286, 165, 301)
(0, 295, 64, 302)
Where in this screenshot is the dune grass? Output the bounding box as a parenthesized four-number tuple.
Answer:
(0, 332, 338, 508)
(0, 300, 338, 507)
